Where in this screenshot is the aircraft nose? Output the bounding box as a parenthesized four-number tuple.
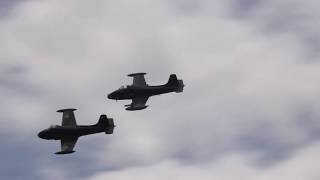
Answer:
(38, 130, 46, 139)
(108, 92, 116, 99)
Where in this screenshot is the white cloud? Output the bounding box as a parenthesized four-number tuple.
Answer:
(0, 0, 320, 179)
(232, 0, 320, 57)
(88, 142, 320, 180)
(37, 166, 68, 180)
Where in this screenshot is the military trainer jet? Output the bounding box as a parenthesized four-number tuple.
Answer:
(38, 109, 115, 154)
(108, 73, 184, 111)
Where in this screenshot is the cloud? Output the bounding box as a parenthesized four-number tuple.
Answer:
(87, 142, 320, 180)
(229, 0, 320, 58)
(0, 0, 320, 179)
(0, 0, 24, 17)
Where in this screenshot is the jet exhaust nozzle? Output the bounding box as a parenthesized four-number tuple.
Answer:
(175, 79, 184, 93)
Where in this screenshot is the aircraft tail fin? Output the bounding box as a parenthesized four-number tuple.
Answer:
(96, 115, 115, 134)
(166, 74, 184, 93)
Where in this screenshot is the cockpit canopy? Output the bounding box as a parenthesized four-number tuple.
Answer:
(49, 125, 59, 129)
(119, 85, 128, 90)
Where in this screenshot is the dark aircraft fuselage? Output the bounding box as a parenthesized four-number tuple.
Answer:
(38, 125, 112, 140)
(108, 85, 175, 100)
(108, 73, 184, 110)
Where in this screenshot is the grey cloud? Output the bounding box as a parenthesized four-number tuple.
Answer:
(229, 0, 320, 59)
(0, 0, 25, 17)
(230, 0, 262, 18)
(170, 0, 320, 60)
(0, 63, 41, 96)
(169, 0, 204, 15)
(0, 132, 118, 179)
(1, 0, 320, 179)
(86, 142, 320, 180)
(0, 134, 42, 179)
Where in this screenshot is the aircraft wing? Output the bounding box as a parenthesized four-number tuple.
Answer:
(128, 73, 147, 87)
(125, 97, 149, 110)
(57, 109, 77, 127)
(132, 97, 148, 107)
(55, 136, 78, 154)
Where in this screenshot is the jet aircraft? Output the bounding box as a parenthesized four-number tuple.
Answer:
(108, 73, 184, 110)
(38, 108, 115, 154)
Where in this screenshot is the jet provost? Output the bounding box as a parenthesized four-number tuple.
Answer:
(108, 73, 184, 111)
(38, 109, 115, 154)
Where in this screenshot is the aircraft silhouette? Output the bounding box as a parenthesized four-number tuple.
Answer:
(38, 109, 115, 154)
(108, 73, 184, 110)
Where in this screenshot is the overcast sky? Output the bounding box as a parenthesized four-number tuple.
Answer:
(1, 0, 320, 179)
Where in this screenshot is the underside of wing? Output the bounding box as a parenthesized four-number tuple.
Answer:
(125, 97, 149, 111)
(57, 109, 77, 127)
(128, 73, 147, 87)
(55, 136, 78, 155)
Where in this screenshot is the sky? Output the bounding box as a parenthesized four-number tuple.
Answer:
(1, 0, 320, 179)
